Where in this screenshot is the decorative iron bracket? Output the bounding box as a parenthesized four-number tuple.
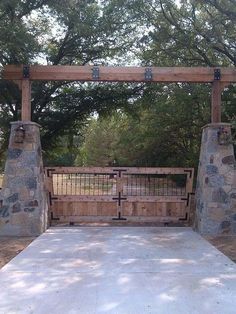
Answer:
(48, 192, 58, 206)
(113, 168, 127, 178)
(184, 169, 193, 178)
(46, 168, 56, 177)
(214, 68, 221, 81)
(145, 67, 153, 81)
(181, 192, 194, 207)
(179, 212, 188, 221)
(112, 211, 127, 221)
(112, 192, 127, 206)
(92, 66, 100, 80)
(50, 211, 60, 221)
(23, 65, 30, 79)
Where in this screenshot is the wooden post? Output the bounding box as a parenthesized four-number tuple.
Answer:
(21, 79, 31, 121)
(211, 81, 222, 123)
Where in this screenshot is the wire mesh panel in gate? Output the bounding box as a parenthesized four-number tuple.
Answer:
(52, 173, 117, 196)
(122, 174, 187, 196)
(45, 167, 194, 223)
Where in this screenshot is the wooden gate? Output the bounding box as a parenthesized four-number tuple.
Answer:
(45, 167, 194, 223)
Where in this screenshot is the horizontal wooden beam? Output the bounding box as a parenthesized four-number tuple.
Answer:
(45, 166, 194, 175)
(3, 65, 236, 83)
(52, 195, 187, 202)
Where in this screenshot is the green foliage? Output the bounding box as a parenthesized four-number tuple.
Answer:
(0, 0, 139, 162)
(76, 115, 119, 166)
(1, 0, 236, 168)
(134, 0, 236, 67)
(78, 83, 210, 168)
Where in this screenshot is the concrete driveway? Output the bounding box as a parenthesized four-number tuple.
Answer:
(0, 227, 235, 314)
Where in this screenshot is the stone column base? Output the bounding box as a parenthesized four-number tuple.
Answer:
(195, 123, 236, 235)
(0, 121, 48, 236)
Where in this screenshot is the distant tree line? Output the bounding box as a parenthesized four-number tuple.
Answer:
(0, 0, 236, 169)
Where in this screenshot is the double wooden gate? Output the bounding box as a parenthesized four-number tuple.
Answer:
(45, 167, 194, 223)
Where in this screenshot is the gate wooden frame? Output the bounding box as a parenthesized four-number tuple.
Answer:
(45, 166, 194, 223)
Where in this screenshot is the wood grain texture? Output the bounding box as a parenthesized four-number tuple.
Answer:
(21, 79, 31, 121)
(3, 65, 236, 83)
(45, 166, 194, 174)
(46, 167, 193, 222)
(211, 81, 222, 123)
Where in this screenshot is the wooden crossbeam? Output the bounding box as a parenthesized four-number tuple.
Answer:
(3, 65, 234, 123)
(2, 65, 236, 83)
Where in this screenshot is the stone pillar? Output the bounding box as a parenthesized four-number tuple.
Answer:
(195, 123, 236, 235)
(0, 122, 48, 236)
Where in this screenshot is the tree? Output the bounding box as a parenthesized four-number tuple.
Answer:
(78, 82, 211, 168)
(1, 0, 236, 168)
(132, 0, 236, 66)
(124, 0, 236, 166)
(0, 0, 141, 163)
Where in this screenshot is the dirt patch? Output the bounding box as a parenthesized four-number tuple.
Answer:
(0, 237, 35, 269)
(205, 235, 236, 263)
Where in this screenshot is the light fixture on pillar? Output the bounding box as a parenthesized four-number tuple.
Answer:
(14, 125, 25, 143)
(217, 126, 231, 145)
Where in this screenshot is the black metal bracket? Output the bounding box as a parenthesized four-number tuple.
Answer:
(145, 67, 153, 81)
(181, 197, 188, 204)
(92, 66, 99, 80)
(181, 192, 195, 207)
(181, 192, 191, 207)
(179, 212, 188, 221)
(113, 169, 127, 178)
(112, 192, 127, 206)
(181, 194, 189, 206)
(112, 211, 127, 221)
(48, 192, 58, 206)
(214, 68, 221, 81)
(46, 168, 56, 177)
(23, 65, 30, 79)
(50, 211, 60, 221)
(184, 169, 193, 178)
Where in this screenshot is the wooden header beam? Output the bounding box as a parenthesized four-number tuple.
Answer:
(2, 64, 236, 83)
(2, 65, 235, 123)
